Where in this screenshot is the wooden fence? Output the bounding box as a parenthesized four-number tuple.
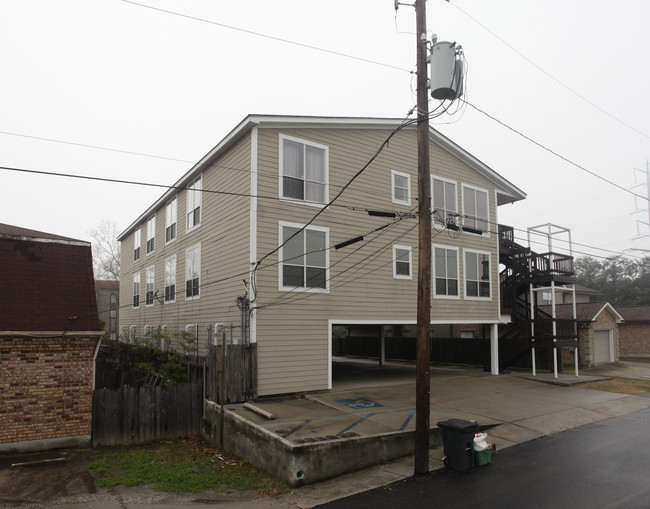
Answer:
(206, 343, 257, 404)
(92, 384, 202, 446)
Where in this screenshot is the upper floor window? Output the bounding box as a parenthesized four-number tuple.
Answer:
(146, 216, 155, 254)
(133, 228, 141, 261)
(186, 244, 201, 300)
(133, 272, 140, 308)
(164, 255, 176, 303)
(165, 197, 177, 243)
(280, 135, 328, 205)
(464, 249, 491, 299)
(434, 245, 459, 298)
(393, 245, 412, 279)
(145, 266, 155, 306)
(279, 222, 329, 292)
(432, 177, 457, 227)
(186, 176, 202, 231)
(392, 170, 411, 206)
(462, 184, 489, 235)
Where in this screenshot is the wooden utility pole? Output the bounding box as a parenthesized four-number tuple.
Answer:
(414, 0, 432, 475)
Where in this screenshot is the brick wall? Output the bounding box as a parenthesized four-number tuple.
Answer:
(0, 335, 99, 445)
(619, 323, 650, 356)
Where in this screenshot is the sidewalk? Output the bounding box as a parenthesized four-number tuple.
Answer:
(5, 362, 650, 509)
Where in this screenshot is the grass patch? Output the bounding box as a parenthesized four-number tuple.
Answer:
(579, 377, 650, 395)
(88, 438, 289, 495)
(620, 357, 650, 364)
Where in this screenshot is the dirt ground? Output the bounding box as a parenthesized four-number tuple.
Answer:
(0, 447, 271, 508)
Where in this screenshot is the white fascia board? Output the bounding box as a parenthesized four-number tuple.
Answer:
(428, 128, 527, 206)
(330, 319, 502, 325)
(118, 116, 259, 240)
(593, 303, 625, 323)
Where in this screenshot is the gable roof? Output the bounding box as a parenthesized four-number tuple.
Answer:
(615, 305, 650, 323)
(0, 224, 99, 332)
(539, 302, 623, 323)
(0, 223, 87, 245)
(118, 114, 526, 240)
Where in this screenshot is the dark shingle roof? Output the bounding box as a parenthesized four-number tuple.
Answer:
(0, 223, 86, 243)
(0, 225, 99, 331)
(538, 302, 621, 322)
(616, 306, 650, 323)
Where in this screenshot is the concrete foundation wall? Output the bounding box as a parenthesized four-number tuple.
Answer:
(202, 400, 444, 486)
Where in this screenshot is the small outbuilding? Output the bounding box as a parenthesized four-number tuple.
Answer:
(0, 224, 103, 453)
(540, 302, 623, 368)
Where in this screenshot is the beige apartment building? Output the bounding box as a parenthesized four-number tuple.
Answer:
(118, 115, 526, 396)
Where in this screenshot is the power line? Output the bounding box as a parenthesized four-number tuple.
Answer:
(121, 0, 411, 74)
(463, 100, 649, 203)
(451, 2, 650, 141)
(0, 129, 193, 163)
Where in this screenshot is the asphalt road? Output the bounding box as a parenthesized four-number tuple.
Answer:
(316, 407, 650, 509)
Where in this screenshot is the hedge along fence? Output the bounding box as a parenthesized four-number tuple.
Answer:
(92, 384, 202, 446)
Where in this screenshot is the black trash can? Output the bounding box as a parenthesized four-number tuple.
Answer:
(437, 418, 478, 471)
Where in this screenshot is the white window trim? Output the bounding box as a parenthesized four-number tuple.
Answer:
(278, 221, 330, 293)
(186, 175, 202, 233)
(461, 183, 490, 237)
(431, 176, 458, 227)
(165, 196, 177, 245)
(393, 245, 412, 280)
(433, 244, 461, 300)
(391, 170, 411, 206)
(145, 265, 155, 307)
(164, 255, 177, 304)
(146, 216, 156, 255)
(133, 228, 141, 262)
(185, 243, 201, 301)
(463, 248, 492, 301)
(133, 272, 140, 309)
(278, 134, 330, 208)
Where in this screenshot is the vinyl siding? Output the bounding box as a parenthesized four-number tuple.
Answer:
(253, 126, 502, 395)
(119, 136, 252, 351)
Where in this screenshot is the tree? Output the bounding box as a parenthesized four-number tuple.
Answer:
(574, 255, 650, 306)
(89, 219, 121, 281)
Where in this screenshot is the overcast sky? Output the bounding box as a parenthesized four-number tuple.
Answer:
(2, 0, 649, 261)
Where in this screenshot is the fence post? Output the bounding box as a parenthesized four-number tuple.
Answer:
(219, 329, 226, 447)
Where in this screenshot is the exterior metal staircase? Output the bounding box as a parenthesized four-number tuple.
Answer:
(497, 225, 578, 372)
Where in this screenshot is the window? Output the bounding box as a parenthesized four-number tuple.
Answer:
(392, 171, 411, 206)
(165, 255, 176, 303)
(186, 244, 201, 299)
(146, 216, 155, 254)
(460, 330, 475, 339)
(465, 250, 491, 299)
(393, 245, 412, 279)
(133, 272, 140, 308)
(186, 176, 202, 231)
(434, 245, 459, 298)
(462, 185, 489, 234)
(145, 266, 155, 306)
(432, 177, 457, 227)
(165, 197, 177, 243)
(279, 222, 329, 291)
(280, 135, 328, 205)
(133, 228, 141, 261)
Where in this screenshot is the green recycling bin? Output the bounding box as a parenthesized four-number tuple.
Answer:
(437, 418, 478, 471)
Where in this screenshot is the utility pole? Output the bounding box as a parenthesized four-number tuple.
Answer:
(414, 0, 432, 476)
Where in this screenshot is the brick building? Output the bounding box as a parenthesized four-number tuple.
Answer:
(616, 306, 650, 358)
(0, 223, 103, 453)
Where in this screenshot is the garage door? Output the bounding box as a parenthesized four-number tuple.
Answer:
(594, 330, 613, 364)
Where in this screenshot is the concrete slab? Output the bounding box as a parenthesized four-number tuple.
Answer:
(202, 361, 650, 488)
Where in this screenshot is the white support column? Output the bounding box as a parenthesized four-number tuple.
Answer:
(490, 323, 499, 375)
